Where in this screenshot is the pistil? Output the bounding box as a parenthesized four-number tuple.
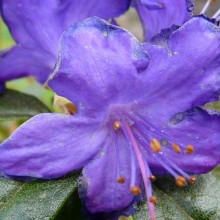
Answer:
(122, 121, 157, 220)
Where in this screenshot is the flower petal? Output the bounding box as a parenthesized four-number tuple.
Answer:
(0, 113, 107, 178)
(146, 108, 220, 174)
(79, 130, 141, 213)
(1, 0, 130, 54)
(0, 46, 53, 83)
(134, 0, 193, 40)
(0, 0, 130, 82)
(49, 17, 149, 116)
(137, 16, 220, 130)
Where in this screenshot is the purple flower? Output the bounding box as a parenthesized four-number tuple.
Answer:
(134, 0, 220, 42)
(0, 16, 220, 219)
(133, 0, 194, 41)
(0, 0, 130, 84)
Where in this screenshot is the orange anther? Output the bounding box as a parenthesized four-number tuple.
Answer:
(175, 176, 187, 188)
(172, 143, 181, 153)
(113, 121, 121, 130)
(150, 195, 158, 205)
(185, 145, 194, 154)
(188, 176, 196, 185)
(150, 139, 162, 153)
(149, 175, 156, 182)
(64, 103, 78, 115)
(130, 186, 142, 195)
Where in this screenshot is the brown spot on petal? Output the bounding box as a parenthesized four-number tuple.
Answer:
(117, 177, 126, 184)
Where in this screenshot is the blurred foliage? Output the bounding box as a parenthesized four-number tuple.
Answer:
(0, 89, 50, 120)
(0, 18, 15, 49)
(0, 19, 56, 140)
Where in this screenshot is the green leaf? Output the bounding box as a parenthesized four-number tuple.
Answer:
(55, 189, 87, 220)
(0, 89, 50, 120)
(0, 172, 80, 220)
(133, 174, 220, 220)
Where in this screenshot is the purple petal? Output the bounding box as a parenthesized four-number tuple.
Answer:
(0, 0, 130, 83)
(138, 16, 220, 130)
(49, 17, 149, 116)
(134, 0, 193, 40)
(0, 113, 107, 178)
(79, 131, 141, 213)
(0, 46, 53, 83)
(146, 108, 220, 174)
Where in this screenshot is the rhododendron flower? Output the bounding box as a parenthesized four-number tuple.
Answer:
(133, 0, 194, 41)
(0, 0, 130, 84)
(0, 16, 219, 219)
(134, 0, 220, 41)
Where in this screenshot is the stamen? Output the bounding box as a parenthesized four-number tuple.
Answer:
(200, 0, 212, 14)
(188, 176, 197, 185)
(117, 176, 126, 184)
(133, 130, 179, 179)
(150, 139, 162, 153)
(131, 113, 175, 149)
(163, 157, 190, 179)
(122, 121, 157, 220)
(149, 175, 156, 182)
(175, 176, 187, 188)
(212, 8, 220, 18)
(130, 186, 142, 195)
(185, 145, 194, 154)
(113, 121, 121, 130)
(150, 196, 157, 205)
(172, 143, 181, 153)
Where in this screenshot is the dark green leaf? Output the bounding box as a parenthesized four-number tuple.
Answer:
(133, 174, 220, 220)
(0, 172, 80, 220)
(55, 189, 87, 220)
(0, 89, 50, 121)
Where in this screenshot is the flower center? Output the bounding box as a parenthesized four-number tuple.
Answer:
(111, 112, 196, 220)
